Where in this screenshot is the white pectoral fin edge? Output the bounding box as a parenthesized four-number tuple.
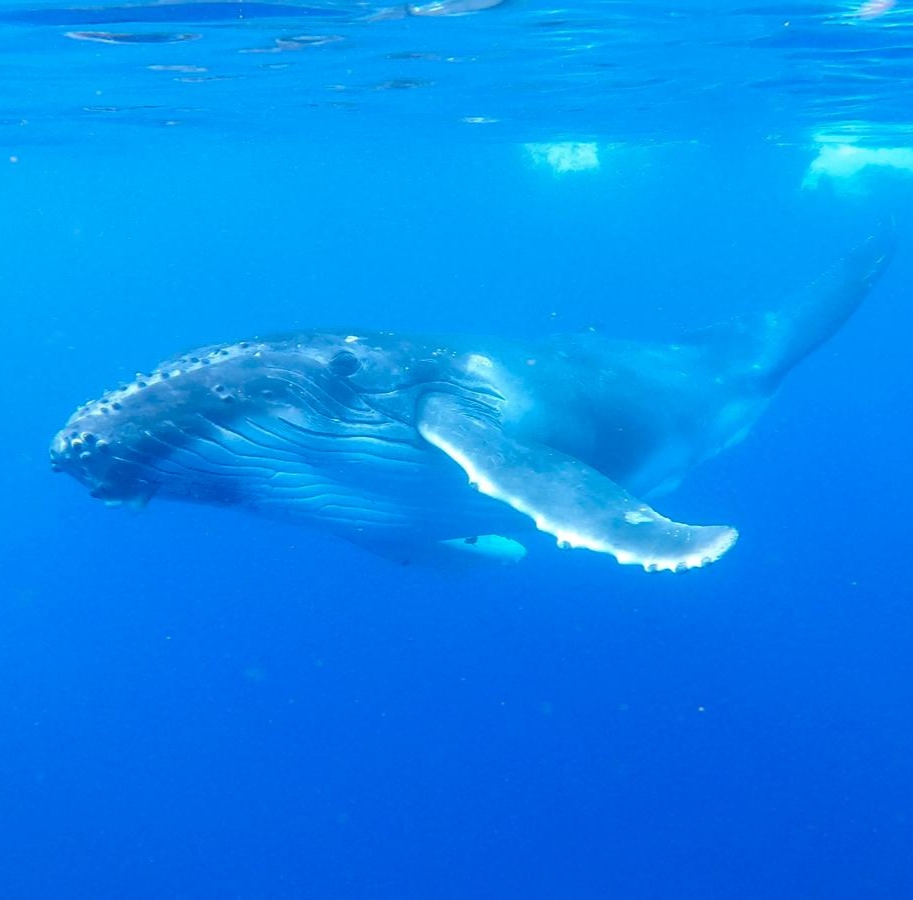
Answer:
(417, 393, 738, 572)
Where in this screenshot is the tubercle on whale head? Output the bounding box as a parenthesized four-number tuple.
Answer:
(49, 423, 159, 506)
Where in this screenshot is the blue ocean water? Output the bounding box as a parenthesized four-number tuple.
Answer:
(2, 1, 913, 897)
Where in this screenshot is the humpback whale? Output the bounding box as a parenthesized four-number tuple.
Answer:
(50, 230, 892, 572)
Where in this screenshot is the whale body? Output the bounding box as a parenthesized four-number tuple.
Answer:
(50, 231, 893, 572)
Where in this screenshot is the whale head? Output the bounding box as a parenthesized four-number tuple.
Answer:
(49, 332, 462, 509)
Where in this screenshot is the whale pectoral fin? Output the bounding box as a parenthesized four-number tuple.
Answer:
(417, 393, 738, 572)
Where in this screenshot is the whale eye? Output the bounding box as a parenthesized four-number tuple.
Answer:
(329, 350, 360, 377)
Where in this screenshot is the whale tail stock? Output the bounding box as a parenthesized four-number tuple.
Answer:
(686, 221, 896, 389)
(755, 220, 896, 385)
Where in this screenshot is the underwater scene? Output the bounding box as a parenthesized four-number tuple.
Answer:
(2, 1, 913, 897)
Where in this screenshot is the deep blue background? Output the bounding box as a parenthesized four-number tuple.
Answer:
(2, 133, 912, 899)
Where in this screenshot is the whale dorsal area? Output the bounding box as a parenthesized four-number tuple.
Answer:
(417, 392, 738, 573)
